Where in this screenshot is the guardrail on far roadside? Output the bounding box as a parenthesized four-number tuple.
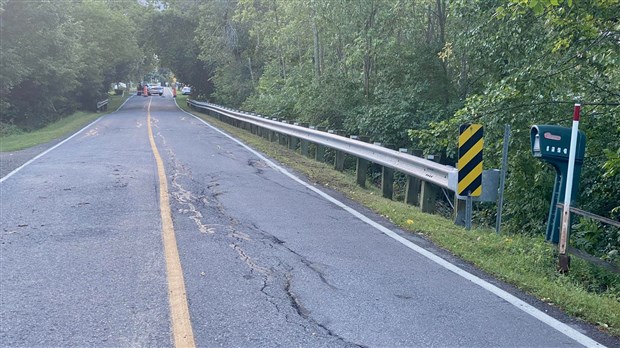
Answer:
(96, 99, 109, 112)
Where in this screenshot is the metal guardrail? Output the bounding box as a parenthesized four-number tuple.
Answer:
(557, 203, 620, 228)
(556, 203, 620, 274)
(188, 99, 459, 191)
(97, 99, 109, 112)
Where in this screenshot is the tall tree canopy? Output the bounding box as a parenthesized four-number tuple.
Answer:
(1, 0, 146, 128)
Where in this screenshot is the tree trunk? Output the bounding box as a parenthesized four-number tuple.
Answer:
(363, 1, 377, 98)
(311, 1, 321, 79)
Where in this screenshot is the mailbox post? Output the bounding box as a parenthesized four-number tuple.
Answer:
(530, 125, 586, 244)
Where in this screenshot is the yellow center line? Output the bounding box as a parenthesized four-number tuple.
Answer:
(147, 99, 196, 348)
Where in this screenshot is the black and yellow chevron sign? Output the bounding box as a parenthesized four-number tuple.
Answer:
(458, 124, 483, 196)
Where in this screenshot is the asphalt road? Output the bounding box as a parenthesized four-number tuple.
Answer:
(0, 93, 612, 347)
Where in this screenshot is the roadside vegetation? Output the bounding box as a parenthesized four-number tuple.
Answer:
(177, 94, 620, 337)
(0, 0, 151, 132)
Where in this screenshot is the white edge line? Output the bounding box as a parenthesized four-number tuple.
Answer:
(175, 99, 605, 348)
(116, 94, 134, 112)
(0, 95, 134, 184)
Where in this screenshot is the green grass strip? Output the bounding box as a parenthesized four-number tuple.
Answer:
(0, 93, 131, 152)
(177, 95, 620, 337)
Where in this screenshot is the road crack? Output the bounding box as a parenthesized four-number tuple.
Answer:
(284, 273, 366, 348)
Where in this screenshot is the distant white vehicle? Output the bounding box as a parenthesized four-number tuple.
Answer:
(181, 86, 191, 95)
(149, 85, 164, 96)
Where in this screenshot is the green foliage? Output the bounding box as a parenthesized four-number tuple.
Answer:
(410, 0, 620, 248)
(72, 0, 140, 110)
(573, 218, 620, 265)
(1, 1, 82, 128)
(0, 0, 143, 130)
(0, 122, 22, 137)
(147, 9, 215, 99)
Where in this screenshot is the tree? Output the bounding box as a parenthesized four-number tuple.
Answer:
(72, 0, 140, 110)
(1, 1, 82, 128)
(411, 0, 620, 246)
(147, 8, 214, 98)
(0, 0, 143, 128)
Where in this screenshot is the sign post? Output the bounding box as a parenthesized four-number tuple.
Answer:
(558, 104, 581, 273)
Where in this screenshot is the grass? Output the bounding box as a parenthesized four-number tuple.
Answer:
(0, 92, 131, 152)
(177, 94, 620, 337)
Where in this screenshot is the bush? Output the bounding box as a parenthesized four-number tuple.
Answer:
(0, 122, 23, 137)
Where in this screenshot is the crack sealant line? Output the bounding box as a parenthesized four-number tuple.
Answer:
(174, 99, 606, 348)
(0, 95, 135, 184)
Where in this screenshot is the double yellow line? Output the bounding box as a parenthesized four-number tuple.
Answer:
(146, 99, 196, 347)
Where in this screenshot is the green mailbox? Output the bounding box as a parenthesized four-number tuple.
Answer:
(530, 125, 586, 243)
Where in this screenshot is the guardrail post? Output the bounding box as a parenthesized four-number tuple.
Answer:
(280, 121, 289, 146)
(350, 136, 368, 187)
(420, 154, 440, 213)
(334, 151, 345, 171)
(370, 141, 383, 185)
(315, 127, 327, 162)
(381, 144, 396, 200)
(289, 124, 299, 150)
(262, 124, 269, 140)
(454, 196, 467, 226)
(333, 130, 346, 171)
(404, 149, 423, 206)
(300, 123, 309, 156)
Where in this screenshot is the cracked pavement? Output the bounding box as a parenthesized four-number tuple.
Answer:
(0, 95, 609, 347)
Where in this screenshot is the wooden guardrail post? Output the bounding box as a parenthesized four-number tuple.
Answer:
(420, 154, 440, 213)
(269, 118, 278, 142)
(259, 118, 267, 138)
(300, 123, 310, 156)
(289, 123, 300, 151)
(351, 136, 369, 188)
(381, 144, 396, 200)
(404, 149, 422, 206)
(315, 126, 326, 162)
(280, 121, 289, 146)
(333, 130, 346, 171)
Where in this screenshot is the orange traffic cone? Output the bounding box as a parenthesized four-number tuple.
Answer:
(143, 85, 148, 97)
(172, 87, 177, 98)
